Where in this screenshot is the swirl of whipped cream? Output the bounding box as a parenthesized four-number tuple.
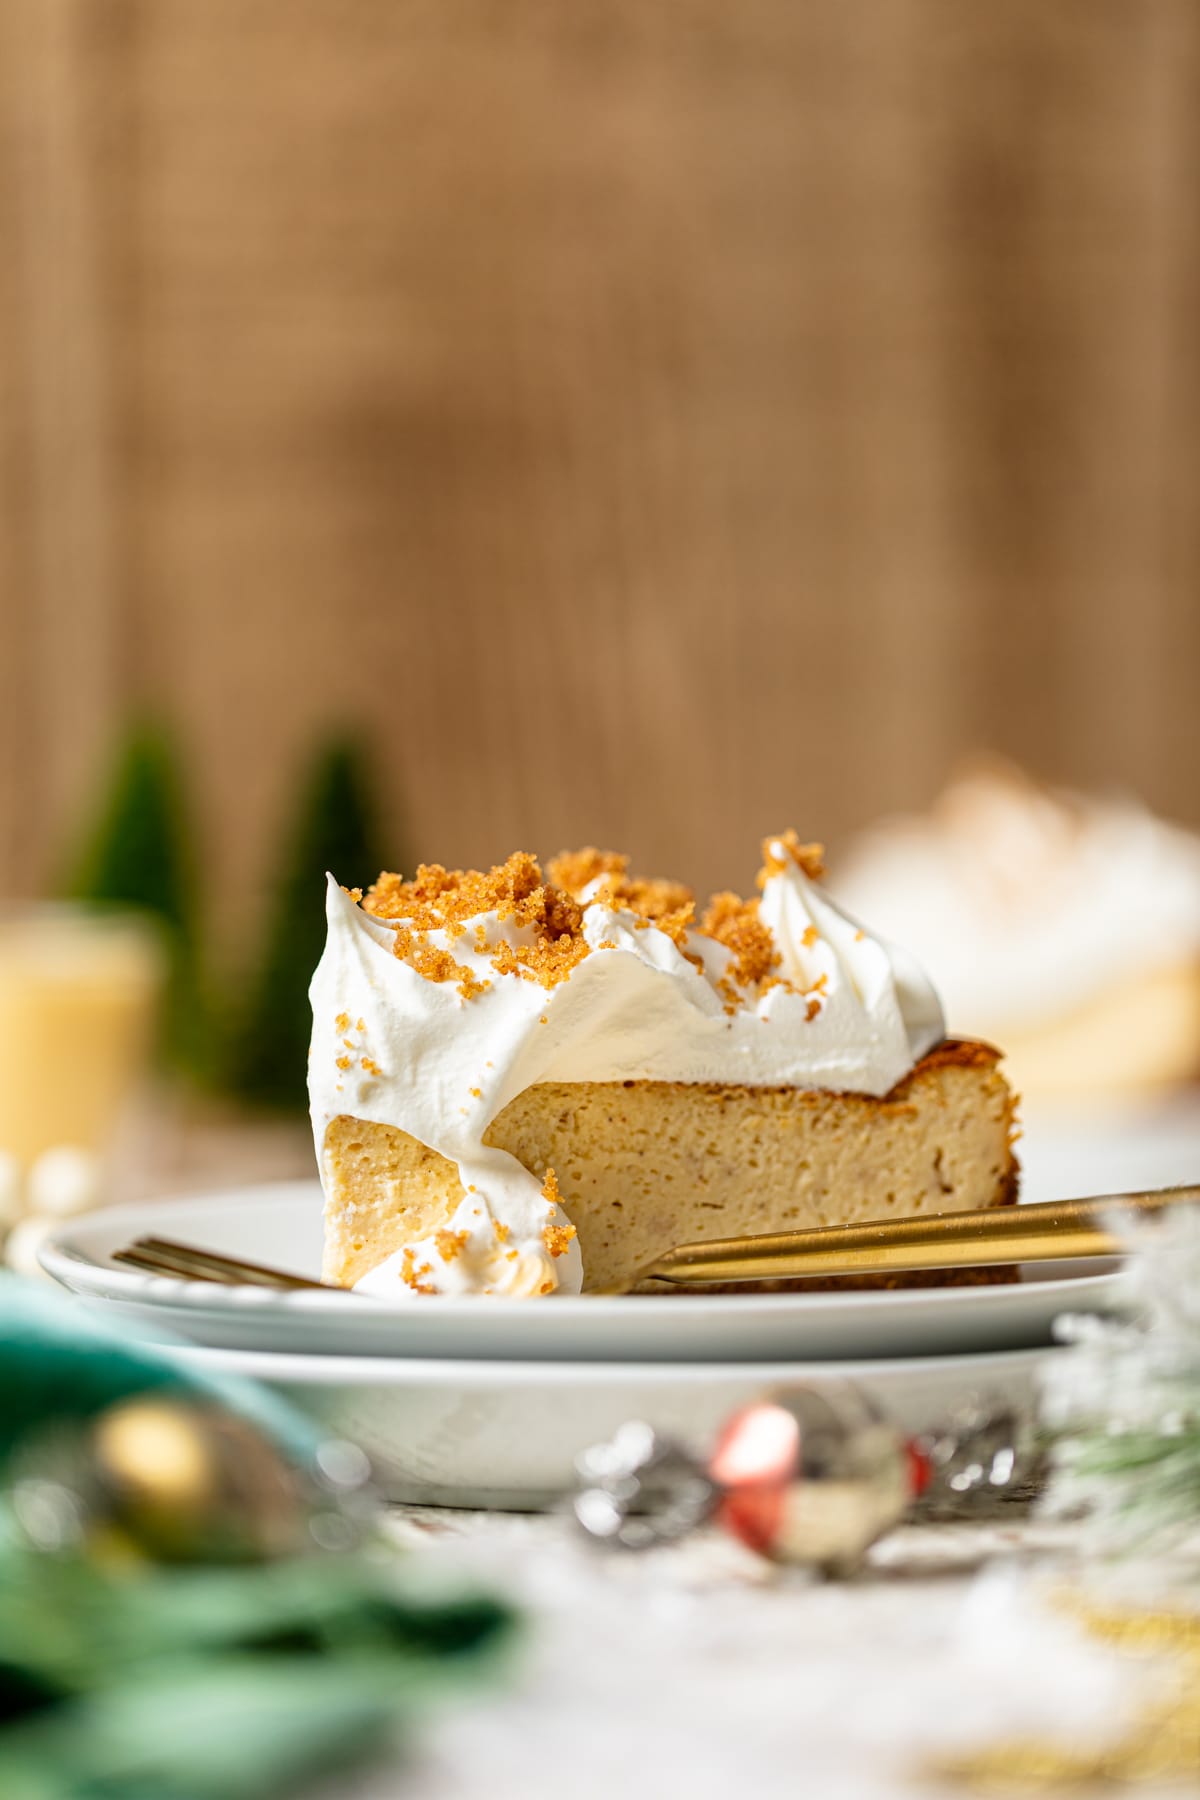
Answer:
(308, 837, 944, 1298)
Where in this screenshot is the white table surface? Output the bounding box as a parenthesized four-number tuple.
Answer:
(328, 1507, 1193, 1800)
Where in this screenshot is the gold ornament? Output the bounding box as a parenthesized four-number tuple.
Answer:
(927, 1593, 1200, 1790)
(87, 1397, 308, 1563)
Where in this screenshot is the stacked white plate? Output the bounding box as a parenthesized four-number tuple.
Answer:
(41, 1098, 1178, 1508)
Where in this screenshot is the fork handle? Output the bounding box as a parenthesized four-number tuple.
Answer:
(640, 1185, 1200, 1286)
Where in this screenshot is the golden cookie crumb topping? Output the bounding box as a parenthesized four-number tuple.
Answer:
(355, 834, 823, 1006)
(365, 852, 585, 993)
(758, 830, 825, 885)
(699, 891, 782, 1011)
(399, 1247, 436, 1294)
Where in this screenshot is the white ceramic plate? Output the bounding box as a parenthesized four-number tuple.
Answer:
(161, 1340, 1053, 1507)
(41, 1181, 1126, 1364)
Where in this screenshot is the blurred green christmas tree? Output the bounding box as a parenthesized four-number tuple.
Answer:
(228, 736, 389, 1111)
(62, 722, 206, 1073)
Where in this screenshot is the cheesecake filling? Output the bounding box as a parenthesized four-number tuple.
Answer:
(308, 835, 944, 1299)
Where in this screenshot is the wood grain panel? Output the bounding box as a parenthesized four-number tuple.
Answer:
(0, 2, 36, 882)
(2, 0, 1199, 939)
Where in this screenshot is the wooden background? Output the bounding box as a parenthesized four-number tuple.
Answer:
(2, 0, 1200, 944)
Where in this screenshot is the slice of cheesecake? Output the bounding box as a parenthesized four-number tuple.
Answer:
(321, 1038, 1017, 1292)
(310, 835, 1019, 1299)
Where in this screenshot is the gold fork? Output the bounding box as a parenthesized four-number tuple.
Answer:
(113, 1236, 337, 1291)
(110, 1186, 1198, 1295)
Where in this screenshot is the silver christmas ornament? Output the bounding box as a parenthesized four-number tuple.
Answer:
(574, 1421, 715, 1550)
(910, 1395, 1036, 1516)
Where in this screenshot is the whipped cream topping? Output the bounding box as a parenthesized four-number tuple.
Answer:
(308, 838, 944, 1299)
(833, 765, 1200, 1036)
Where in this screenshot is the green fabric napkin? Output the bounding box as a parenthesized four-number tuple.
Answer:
(0, 1277, 517, 1800)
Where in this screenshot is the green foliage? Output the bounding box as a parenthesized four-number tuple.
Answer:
(227, 736, 390, 1112)
(1056, 1419, 1200, 1546)
(62, 722, 207, 1075)
(0, 1546, 514, 1800)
